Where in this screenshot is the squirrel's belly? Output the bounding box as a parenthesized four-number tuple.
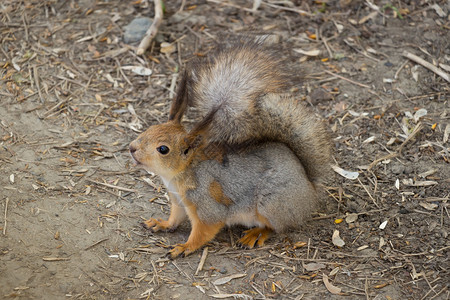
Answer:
(225, 211, 265, 228)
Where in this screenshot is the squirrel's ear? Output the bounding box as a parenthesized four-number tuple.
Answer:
(182, 134, 203, 157)
(181, 107, 219, 156)
(168, 70, 189, 123)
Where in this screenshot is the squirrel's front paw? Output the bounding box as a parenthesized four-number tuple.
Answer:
(142, 218, 171, 232)
(169, 243, 196, 259)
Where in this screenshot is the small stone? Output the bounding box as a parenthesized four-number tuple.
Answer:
(310, 88, 333, 104)
(123, 17, 153, 44)
(391, 164, 405, 175)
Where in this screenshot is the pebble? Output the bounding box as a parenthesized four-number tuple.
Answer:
(123, 17, 152, 44)
(391, 163, 405, 175)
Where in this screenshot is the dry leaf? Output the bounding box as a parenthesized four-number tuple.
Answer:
(431, 4, 446, 17)
(413, 108, 427, 123)
(293, 48, 321, 56)
(345, 213, 358, 223)
(323, 274, 342, 295)
(443, 124, 449, 144)
(418, 169, 437, 178)
(304, 263, 326, 271)
(213, 273, 246, 286)
(293, 241, 307, 249)
(121, 66, 153, 76)
(362, 136, 376, 144)
(329, 267, 340, 276)
(332, 165, 359, 180)
(160, 42, 176, 54)
(419, 202, 438, 211)
(402, 179, 438, 187)
(359, 11, 378, 24)
(332, 230, 345, 247)
(334, 22, 344, 33)
(379, 220, 388, 230)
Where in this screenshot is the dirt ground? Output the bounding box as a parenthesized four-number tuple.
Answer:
(1, 0, 449, 299)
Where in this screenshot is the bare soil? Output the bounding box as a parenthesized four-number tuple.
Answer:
(1, 1, 449, 299)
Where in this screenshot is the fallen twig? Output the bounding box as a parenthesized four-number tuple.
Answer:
(195, 247, 208, 275)
(261, 1, 312, 16)
(87, 179, 137, 193)
(84, 238, 109, 251)
(3, 198, 8, 235)
(324, 70, 371, 88)
(369, 123, 423, 170)
(403, 51, 450, 83)
(207, 0, 256, 12)
(137, 0, 163, 55)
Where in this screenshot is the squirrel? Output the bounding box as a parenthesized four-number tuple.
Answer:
(129, 38, 332, 258)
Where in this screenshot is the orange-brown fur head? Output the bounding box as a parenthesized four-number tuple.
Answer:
(129, 121, 201, 181)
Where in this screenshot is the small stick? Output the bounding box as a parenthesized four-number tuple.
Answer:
(169, 73, 178, 99)
(324, 70, 371, 88)
(261, 1, 312, 16)
(178, 0, 186, 12)
(195, 247, 208, 275)
(84, 238, 109, 251)
(33, 66, 44, 103)
(137, 0, 163, 55)
(22, 12, 29, 42)
(87, 179, 136, 193)
(357, 177, 379, 208)
(207, 0, 255, 12)
(403, 51, 450, 83)
(3, 198, 8, 235)
(398, 123, 423, 151)
(368, 123, 423, 170)
(42, 99, 69, 118)
(394, 59, 408, 79)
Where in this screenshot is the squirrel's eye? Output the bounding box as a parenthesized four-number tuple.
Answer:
(157, 145, 170, 155)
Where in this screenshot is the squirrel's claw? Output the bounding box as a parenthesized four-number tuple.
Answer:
(238, 227, 272, 249)
(142, 218, 171, 232)
(169, 243, 195, 259)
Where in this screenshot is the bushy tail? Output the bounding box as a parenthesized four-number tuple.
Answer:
(169, 39, 332, 183)
(205, 93, 332, 183)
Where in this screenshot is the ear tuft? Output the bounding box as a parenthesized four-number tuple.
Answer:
(168, 70, 189, 123)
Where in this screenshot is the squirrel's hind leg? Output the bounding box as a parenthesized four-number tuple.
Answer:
(238, 227, 273, 248)
(143, 192, 187, 232)
(237, 210, 274, 248)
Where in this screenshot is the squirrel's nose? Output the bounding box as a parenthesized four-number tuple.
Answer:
(129, 143, 137, 154)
